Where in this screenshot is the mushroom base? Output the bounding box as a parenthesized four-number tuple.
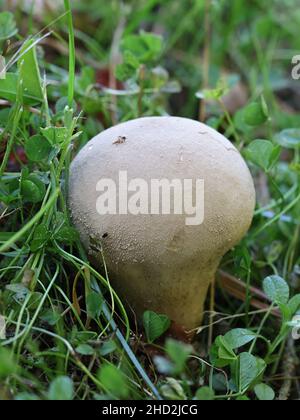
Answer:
(91, 255, 217, 332)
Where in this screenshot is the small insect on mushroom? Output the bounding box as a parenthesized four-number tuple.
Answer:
(113, 135, 126, 145)
(69, 117, 255, 332)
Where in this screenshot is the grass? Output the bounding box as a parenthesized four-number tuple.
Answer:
(0, 0, 300, 401)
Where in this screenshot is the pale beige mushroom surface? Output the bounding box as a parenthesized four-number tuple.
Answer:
(69, 117, 256, 330)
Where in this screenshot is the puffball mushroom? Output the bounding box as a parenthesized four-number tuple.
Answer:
(69, 117, 255, 330)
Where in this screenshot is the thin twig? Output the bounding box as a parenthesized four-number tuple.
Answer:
(0, 99, 40, 114)
(278, 335, 299, 400)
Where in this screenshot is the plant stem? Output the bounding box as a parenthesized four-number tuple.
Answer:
(252, 190, 300, 238)
(199, 0, 211, 122)
(64, 0, 76, 108)
(0, 188, 60, 253)
(137, 64, 145, 117)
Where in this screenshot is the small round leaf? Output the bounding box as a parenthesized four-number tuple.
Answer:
(195, 387, 215, 400)
(25, 135, 52, 162)
(243, 101, 268, 126)
(254, 383, 275, 401)
(48, 376, 74, 401)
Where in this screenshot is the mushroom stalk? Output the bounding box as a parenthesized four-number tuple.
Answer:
(104, 260, 219, 329)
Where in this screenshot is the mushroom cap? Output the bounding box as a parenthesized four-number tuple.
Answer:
(69, 116, 255, 269)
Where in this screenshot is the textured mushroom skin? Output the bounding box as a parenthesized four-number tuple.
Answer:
(69, 117, 256, 330)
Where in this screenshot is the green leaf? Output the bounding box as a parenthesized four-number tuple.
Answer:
(162, 80, 181, 94)
(76, 344, 94, 356)
(278, 303, 291, 323)
(15, 393, 40, 401)
(216, 336, 237, 361)
(254, 383, 275, 400)
(86, 291, 103, 319)
(25, 135, 52, 162)
(275, 129, 300, 149)
(195, 387, 215, 401)
(246, 140, 281, 172)
(21, 179, 44, 203)
(121, 31, 163, 63)
(55, 97, 77, 114)
(77, 66, 96, 92)
(290, 162, 300, 174)
(27, 292, 43, 310)
(6, 283, 29, 302)
(98, 363, 129, 399)
(196, 79, 228, 101)
(263, 275, 290, 305)
(154, 355, 175, 375)
(55, 226, 79, 244)
(269, 144, 282, 169)
(160, 378, 186, 400)
(86, 292, 103, 319)
(18, 39, 44, 105)
(143, 310, 171, 343)
(237, 353, 266, 393)
(243, 98, 268, 126)
(210, 334, 240, 368)
(40, 309, 60, 326)
(224, 329, 257, 349)
(48, 376, 74, 401)
(30, 223, 50, 252)
(0, 348, 17, 378)
(288, 294, 300, 316)
(0, 12, 18, 40)
(57, 226, 78, 243)
(0, 73, 19, 102)
(0, 178, 19, 205)
(165, 339, 193, 374)
(212, 373, 228, 392)
(115, 63, 136, 82)
(0, 107, 10, 125)
(41, 127, 68, 145)
(115, 50, 140, 81)
(21, 172, 46, 204)
(210, 342, 231, 368)
(71, 330, 97, 346)
(99, 340, 117, 357)
(53, 212, 79, 245)
(151, 66, 169, 89)
(0, 72, 45, 104)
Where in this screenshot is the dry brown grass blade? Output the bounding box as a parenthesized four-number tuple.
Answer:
(278, 336, 299, 400)
(217, 270, 281, 318)
(72, 270, 82, 316)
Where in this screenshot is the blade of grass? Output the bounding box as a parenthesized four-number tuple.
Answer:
(64, 0, 76, 108)
(0, 188, 60, 253)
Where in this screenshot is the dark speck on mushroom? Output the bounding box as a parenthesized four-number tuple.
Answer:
(113, 136, 127, 145)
